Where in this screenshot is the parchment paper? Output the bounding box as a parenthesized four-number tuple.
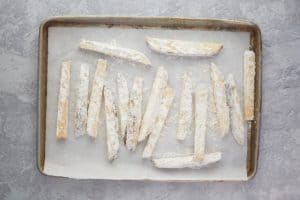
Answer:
(44, 26, 250, 180)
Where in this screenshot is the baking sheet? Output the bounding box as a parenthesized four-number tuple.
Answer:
(44, 26, 250, 180)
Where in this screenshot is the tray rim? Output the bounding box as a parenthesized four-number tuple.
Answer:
(38, 16, 262, 182)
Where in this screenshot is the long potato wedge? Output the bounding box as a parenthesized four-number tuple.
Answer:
(126, 77, 143, 151)
(152, 152, 222, 169)
(194, 85, 208, 161)
(244, 50, 256, 120)
(116, 73, 129, 141)
(87, 59, 107, 138)
(146, 37, 222, 57)
(80, 39, 151, 66)
(56, 61, 71, 139)
(143, 87, 175, 158)
(138, 67, 168, 142)
(226, 74, 245, 145)
(75, 64, 89, 137)
(177, 72, 193, 140)
(103, 87, 120, 161)
(210, 63, 229, 137)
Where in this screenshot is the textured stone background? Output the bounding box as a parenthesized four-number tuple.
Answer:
(0, 0, 299, 199)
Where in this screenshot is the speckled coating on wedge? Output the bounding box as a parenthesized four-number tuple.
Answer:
(138, 67, 168, 142)
(87, 59, 107, 138)
(226, 74, 245, 145)
(126, 77, 143, 151)
(194, 85, 208, 161)
(143, 87, 175, 158)
(146, 37, 222, 57)
(177, 72, 193, 140)
(116, 73, 129, 141)
(75, 64, 89, 137)
(56, 61, 71, 139)
(80, 39, 151, 66)
(244, 50, 256, 120)
(210, 63, 230, 137)
(152, 152, 222, 169)
(103, 87, 120, 161)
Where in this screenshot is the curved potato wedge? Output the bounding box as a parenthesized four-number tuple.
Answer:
(146, 37, 222, 57)
(80, 39, 151, 66)
(152, 152, 222, 169)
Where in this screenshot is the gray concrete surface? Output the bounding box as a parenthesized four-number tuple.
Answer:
(0, 0, 299, 199)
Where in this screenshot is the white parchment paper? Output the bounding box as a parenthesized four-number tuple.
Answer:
(44, 26, 250, 180)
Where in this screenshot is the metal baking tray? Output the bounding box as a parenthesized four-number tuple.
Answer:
(38, 16, 262, 181)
